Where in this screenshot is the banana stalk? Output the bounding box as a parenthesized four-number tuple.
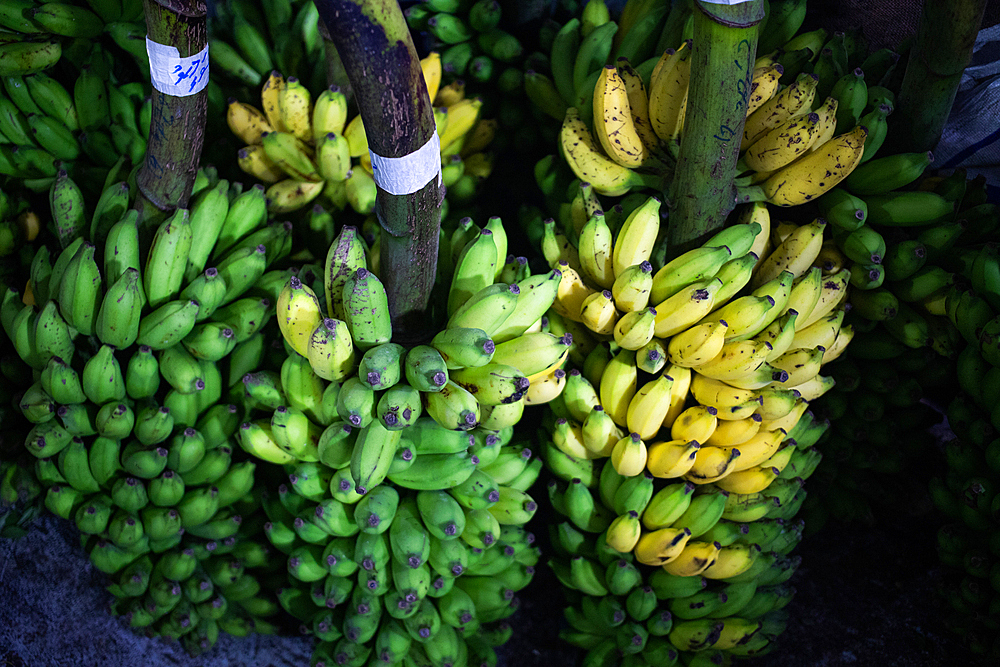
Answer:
(135, 0, 209, 224)
(889, 0, 988, 152)
(666, 0, 765, 251)
(314, 0, 443, 342)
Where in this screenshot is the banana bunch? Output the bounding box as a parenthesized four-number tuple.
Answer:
(235, 211, 558, 665)
(257, 432, 543, 667)
(0, 43, 151, 195)
(226, 56, 497, 215)
(731, 10, 911, 209)
(930, 387, 1000, 660)
(208, 0, 327, 94)
(407, 0, 521, 87)
(0, 0, 141, 77)
(262, 215, 560, 469)
(0, 165, 307, 654)
(528, 183, 863, 661)
(801, 345, 942, 533)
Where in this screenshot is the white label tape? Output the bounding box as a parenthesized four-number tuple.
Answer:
(146, 37, 210, 97)
(368, 131, 442, 196)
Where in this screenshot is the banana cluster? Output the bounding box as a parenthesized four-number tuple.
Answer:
(209, 0, 326, 93)
(234, 213, 560, 666)
(406, 0, 519, 87)
(528, 174, 858, 661)
(259, 215, 561, 472)
(0, 167, 307, 654)
(803, 344, 940, 531)
(0, 0, 141, 76)
(227, 56, 496, 215)
(932, 388, 1000, 659)
(258, 432, 542, 667)
(0, 44, 151, 194)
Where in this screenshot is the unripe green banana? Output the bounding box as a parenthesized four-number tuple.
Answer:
(82, 344, 126, 405)
(214, 184, 268, 261)
(350, 419, 402, 494)
(75, 494, 113, 534)
(216, 243, 268, 303)
(341, 267, 392, 350)
(95, 267, 143, 348)
(136, 299, 200, 350)
(121, 441, 170, 479)
(424, 380, 481, 431)
(144, 209, 193, 309)
(57, 241, 102, 336)
(209, 296, 271, 344)
(446, 282, 520, 337)
(184, 180, 231, 283)
(377, 382, 423, 430)
(176, 485, 221, 528)
(182, 321, 237, 361)
(40, 357, 87, 405)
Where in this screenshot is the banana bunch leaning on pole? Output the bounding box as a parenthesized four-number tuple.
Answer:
(0, 42, 152, 196)
(0, 165, 313, 654)
(226, 53, 498, 215)
(234, 215, 562, 666)
(525, 182, 858, 662)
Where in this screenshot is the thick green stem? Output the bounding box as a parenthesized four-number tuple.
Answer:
(314, 0, 442, 343)
(666, 0, 764, 253)
(136, 0, 208, 225)
(889, 0, 988, 153)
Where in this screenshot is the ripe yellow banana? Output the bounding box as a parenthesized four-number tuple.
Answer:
(227, 100, 273, 145)
(593, 65, 648, 168)
(646, 439, 701, 478)
(759, 125, 868, 207)
(747, 63, 783, 116)
(742, 73, 818, 150)
(743, 112, 822, 173)
(560, 107, 661, 196)
(648, 42, 692, 152)
(752, 218, 828, 289)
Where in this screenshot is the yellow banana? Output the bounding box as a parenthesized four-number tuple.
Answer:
(746, 63, 783, 116)
(559, 107, 661, 196)
(670, 405, 719, 444)
(760, 125, 868, 207)
(593, 65, 648, 168)
(661, 540, 722, 577)
(646, 439, 701, 479)
(227, 100, 273, 145)
(741, 73, 818, 150)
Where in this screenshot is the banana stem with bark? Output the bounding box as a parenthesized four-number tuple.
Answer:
(665, 0, 764, 254)
(313, 0, 442, 343)
(136, 0, 208, 226)
(889, 0, 988, 153)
